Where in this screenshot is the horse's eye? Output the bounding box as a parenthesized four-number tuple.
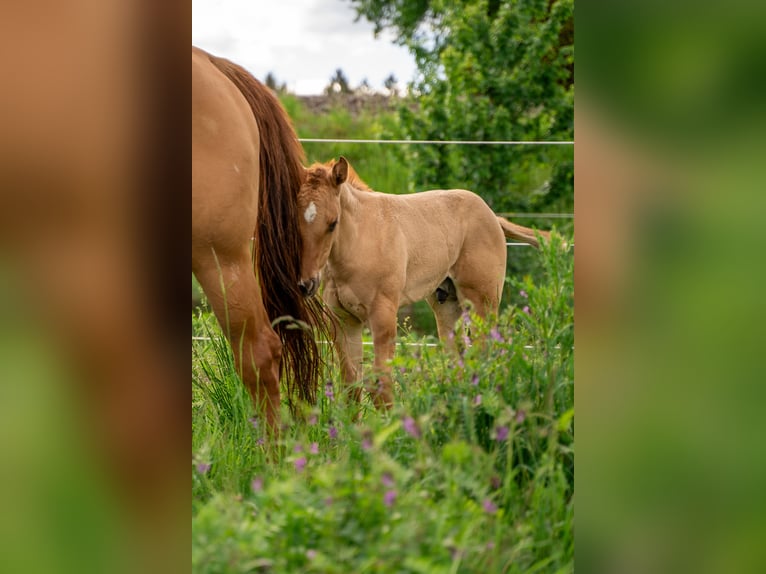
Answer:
(328, 220, 338, 232)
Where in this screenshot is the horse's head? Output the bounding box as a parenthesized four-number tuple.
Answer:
(296, 156, 348, 297)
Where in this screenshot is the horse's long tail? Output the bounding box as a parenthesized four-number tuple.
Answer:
(208, 54, 329, 408)
(497, 217, 550, 249)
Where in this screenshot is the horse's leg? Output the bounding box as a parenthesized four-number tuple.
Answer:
(367, 298, 399, 409)
(193, 249, 282, 432)
(323, 282, 364, 403)
(334, 317, 364, 403)
(425, 292, 463, 349)
(455, 284, 500, 319)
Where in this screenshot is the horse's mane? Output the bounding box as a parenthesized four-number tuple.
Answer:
(207, 53, 330, 408)
(346, 164, 374, 192)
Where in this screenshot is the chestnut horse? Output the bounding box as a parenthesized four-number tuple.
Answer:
(192, 47, 324, 430)
(297, 157, 548, 409)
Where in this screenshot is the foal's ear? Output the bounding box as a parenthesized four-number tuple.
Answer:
(332, 156, 349, 187)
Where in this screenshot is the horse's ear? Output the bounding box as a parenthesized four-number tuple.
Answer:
(332, 157, 348, 187)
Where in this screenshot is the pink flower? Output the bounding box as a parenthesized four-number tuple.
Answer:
(306, 549, 317, 560)
(294, 457, 307, 472)
(251, 476, 263, 492)
(522, 305, 530, 315)
(490, 327, 503, 342)
(519, 289, 528, 299)
(474, 394, 482, 406)
(402, 416, 420, 438)
(471, 373, 479, 386)
(309, 442, 319, 455)
(383, 490, 397, 507)
(482, 499, 498, 514)
(196, 462, 210, 474)
(495, 426, 509, 441)
(381, 472, 395, 488)
(328, 426, 338, 440)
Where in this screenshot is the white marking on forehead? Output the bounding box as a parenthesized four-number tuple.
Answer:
(304, 201, 317, 223)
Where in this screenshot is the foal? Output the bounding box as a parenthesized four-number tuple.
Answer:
(297, 157, 547, 408)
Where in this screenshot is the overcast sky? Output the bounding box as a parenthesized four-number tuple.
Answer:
(192, 0, 417, 95)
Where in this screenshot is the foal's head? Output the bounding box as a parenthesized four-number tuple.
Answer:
(296, 157, 348, 297)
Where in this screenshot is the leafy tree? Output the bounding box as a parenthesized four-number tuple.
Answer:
(264, 71, 278, 91)
(350, 0, 574, 216)
(384, 73, 399, 97)
(325, 68, 352, 95)
(356, 77, 373, 94)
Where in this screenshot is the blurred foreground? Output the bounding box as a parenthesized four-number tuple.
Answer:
(0, 1, 188, 573)
(577, 2, 766, 572)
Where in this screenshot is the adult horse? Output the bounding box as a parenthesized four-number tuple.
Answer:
(296, 157, 548, 409)
(192, 47, 324, 430)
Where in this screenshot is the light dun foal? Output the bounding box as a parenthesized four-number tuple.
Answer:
(297, 157, 547, 409)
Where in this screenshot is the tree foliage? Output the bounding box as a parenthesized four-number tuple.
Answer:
(325, 68, 352, 95)
(350, 0, 574, 215)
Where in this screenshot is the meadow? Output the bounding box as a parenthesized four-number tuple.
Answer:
(192, 231, 574, 573)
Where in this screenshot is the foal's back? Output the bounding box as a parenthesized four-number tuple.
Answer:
(353, 187, 507, 308)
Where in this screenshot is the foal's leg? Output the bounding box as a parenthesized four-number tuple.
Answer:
(425, 292, 463, 348)
(323, 283, 364, 403)
(367, 298, 399, 409)
(193, 249, 283, 432)
(334, 315, 364, 403)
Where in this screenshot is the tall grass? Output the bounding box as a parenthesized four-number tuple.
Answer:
(192, 232, 573, 573)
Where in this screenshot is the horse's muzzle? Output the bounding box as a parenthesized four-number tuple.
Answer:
(298, 277, 319, 298)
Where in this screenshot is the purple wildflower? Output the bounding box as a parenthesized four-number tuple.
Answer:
(248, 416, 259, 429)
(381, 472, 395, 488)
(256, 437, 265, 446)
(482, 499, 498, 514)
(490, 327, 504, 343)
(471, 373, 479, 386)
(196, 462, 210, 474)
(306, 549, 317, 560)
(251, 476, 263, 492)
(325, 381, 334, 401)
(309, 442, 319, 455)
(294, 457, 307, 472)
(402, 416, 420, 438)
(522, 305, 530, 315)
(474, 394, 482, 406)
(515, 409, 526, 424)
(328, 426, 338, 440)
(383, 490, 397, 507)
(293, 443, 303, 453)
(519, 289, 528, 299)
(462, 333, 472, 347)
(308, 413, 318, 426)
(495, 426, 509, 442)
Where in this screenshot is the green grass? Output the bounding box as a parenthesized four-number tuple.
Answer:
(192, 233, 574, 573)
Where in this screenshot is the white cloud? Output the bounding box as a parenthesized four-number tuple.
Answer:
(192, 0, 416, 94)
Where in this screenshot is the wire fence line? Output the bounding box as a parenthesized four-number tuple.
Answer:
(192, 335, 540, 350)
(298, 138, 574, 146)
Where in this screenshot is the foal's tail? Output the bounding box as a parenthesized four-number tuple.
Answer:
(208, 53, 330, 409)
(497, 217, 550, 249)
